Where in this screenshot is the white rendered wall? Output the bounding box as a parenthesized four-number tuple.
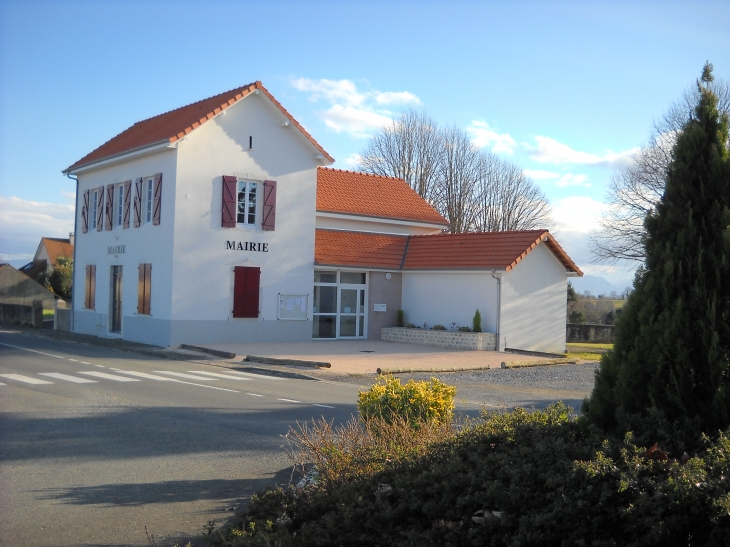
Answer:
(315, 214, 443, 236)
(499, 242, 568, 353)
(169, 92, 322, 344)
(71, 149, 178, 342)
(401, 272, 498, 332)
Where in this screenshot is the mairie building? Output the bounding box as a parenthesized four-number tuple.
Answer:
(63, 81, 582, 353)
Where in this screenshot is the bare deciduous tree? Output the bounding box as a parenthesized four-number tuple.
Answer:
(591, 78, 730, 264)
(358, 111, 552, 233)
(474, 152, 552, 232)
(358, 109, 442, 202)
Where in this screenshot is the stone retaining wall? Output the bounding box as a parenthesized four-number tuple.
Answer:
(0, 300, 43, 327)
(382, 327, 497, 351)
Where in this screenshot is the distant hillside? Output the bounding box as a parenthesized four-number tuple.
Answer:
(570, 275, 631, 297)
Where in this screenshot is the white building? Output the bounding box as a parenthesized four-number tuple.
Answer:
(63, 81, 582, 353)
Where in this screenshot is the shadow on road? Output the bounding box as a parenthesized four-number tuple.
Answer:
(32, 466, 296, 508)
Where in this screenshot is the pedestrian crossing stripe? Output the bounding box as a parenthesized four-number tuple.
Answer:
(187, 371, 251, 380)
(0, 373, 53, 385)
(115, 370, 176, 381)
(153, 371, 219, 380)
(39, 373, 97, 383)
(77, 371, 140, 382)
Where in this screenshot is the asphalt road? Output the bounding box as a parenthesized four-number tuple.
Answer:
(0, 330, 361, 547)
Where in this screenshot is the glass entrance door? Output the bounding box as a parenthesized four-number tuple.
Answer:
(110, 266, 123, 333)
(338, 288, 365, 338)
(313, 270, 367, 339)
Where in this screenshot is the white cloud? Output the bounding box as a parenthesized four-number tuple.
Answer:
(339, 153, 362, 169)
(555, 173, 590, 188)
(523, 169, 560, 180)
(291, 78, 365, 107)
(291, 77, 422, 138)
(375, 91, 421, 105)
(320, 105, 393, 138)
(551, 196, 608, 234)
(528, 136, 637, 168)
(0, 196, 75, 259)
(466, 121, 516, 154)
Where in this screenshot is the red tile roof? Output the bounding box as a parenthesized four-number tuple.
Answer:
(316, 168, 448, 226)
(404, 230, 581, 273)
(42, 238, 73, 266)
(314, 229, 582, 275)
(65, 81, 333, 172)
(315, 230, 407, 269)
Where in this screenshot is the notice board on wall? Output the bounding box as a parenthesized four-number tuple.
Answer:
(278, 294, 308, 320)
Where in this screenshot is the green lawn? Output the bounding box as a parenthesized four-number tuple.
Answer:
(43, 309, 54, 319)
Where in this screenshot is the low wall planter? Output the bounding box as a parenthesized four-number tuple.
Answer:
(381, 327, 497, 351)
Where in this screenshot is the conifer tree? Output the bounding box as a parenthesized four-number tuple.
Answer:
(584, 63, 730, 432)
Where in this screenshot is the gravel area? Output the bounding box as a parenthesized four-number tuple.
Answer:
(312, 362, 600, 414)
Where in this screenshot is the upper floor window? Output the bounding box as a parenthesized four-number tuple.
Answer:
(91, 189, 99, 229)
(237, 181, 258, 225)
(117, 184, 125, 227)
(144, 177, 154, 223)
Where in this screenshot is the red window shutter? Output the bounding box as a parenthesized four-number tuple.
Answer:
(138, 263, 151, 315)
(133, 178, 143, 228)
(82, 190, 90, 233)
(96, 187, 105, 232)
(152, 173, 162, 225)
(221, 176, 237, 228)
(262, 180, 277, 231)
(233, 266, 260, 318)
(123, 180, 132, 229)
(84, 265, 90, 309)
(105, 184, 114, 231)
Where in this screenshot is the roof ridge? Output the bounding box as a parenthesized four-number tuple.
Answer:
(131, 82, 257, 126)
(318, 166, 403, 180)
(409, 229, 547, 239)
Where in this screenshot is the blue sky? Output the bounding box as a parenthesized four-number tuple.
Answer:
(1, 0, 727, 290)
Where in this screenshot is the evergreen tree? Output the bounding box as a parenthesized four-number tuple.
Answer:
(584, 63, 730, 432)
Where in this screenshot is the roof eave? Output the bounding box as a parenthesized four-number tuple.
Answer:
(316, 210, 449, 228)
(63, 139, 172, 175)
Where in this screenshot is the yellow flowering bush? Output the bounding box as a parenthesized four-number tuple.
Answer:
(357, 375, 456, 427)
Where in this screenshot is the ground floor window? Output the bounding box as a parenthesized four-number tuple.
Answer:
(313, 270, 367, 339)
(84, 264, 96, 310)
(138, 263, 152, 315)
(110, 265, 122, 333)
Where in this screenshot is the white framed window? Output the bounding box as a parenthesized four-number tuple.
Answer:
(91, 189, 98, 229)
(237, 181, 258, 225)
(116, 184, 125, 227)
(144, 177, 154, 223)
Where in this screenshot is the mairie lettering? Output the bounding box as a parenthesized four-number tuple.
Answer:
(107, 245, 126, 254)
(226, 241, 269, 252)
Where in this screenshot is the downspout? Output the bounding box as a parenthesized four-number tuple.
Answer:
(66, 172, 79, 332)
(491, 269, 501, 351)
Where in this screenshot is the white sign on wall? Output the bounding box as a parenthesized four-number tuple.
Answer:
(278, 294, 308, 320)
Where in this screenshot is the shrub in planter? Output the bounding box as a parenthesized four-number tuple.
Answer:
(458, 326, 472, 332)
(396, 309, 405, 328)
(357, 375, 456, 428)
(432, 324, 446, 330)
(472, 309, 482, 332)
(405, 323, 416, 328)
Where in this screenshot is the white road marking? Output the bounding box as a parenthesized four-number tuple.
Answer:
(93, 364, 104, 367)
(313, 404, 336, 409)
(154, 371, 219, 381)
(115, 371, 176, 381)
(0, 374, 54, 385)
(246, 392, 264, 397)
(0, 382, 6, 385)
(77, 371, 140, 382)
(68, 359, 79, 362)
(217, 369, 284, 381)
(39, 373, 97, 384)
(187, 371, 251, 381)
(277, 398, 301, 403)
(0, 342, 64, 359)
